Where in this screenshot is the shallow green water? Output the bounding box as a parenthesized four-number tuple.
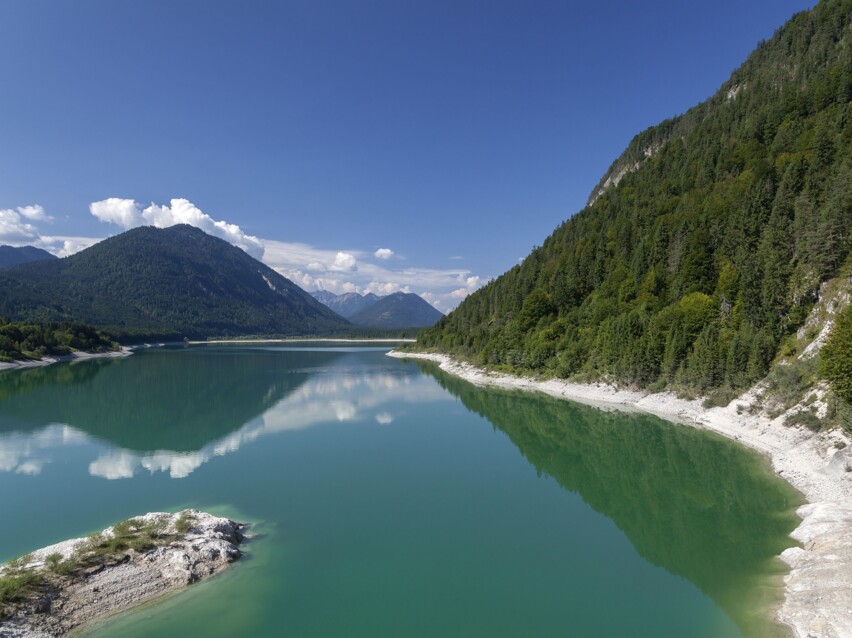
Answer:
(0, 345, 802, 637)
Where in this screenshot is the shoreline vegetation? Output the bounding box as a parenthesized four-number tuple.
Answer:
(0, 510, 245, 638)
(0, 321, 123, 371)
(388, 350, 852, 638)
(191, 337, 416, 344)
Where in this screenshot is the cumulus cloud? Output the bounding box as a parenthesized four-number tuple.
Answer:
(90, 198, 142, 228)
(375, 412, 394, 425)
(331, 251, 357, 272)
(47, 236, 102, 258)
(0, 203, 110, 259)
(374, 248, 394, 260)
(89, 197, 264, 259)
(17, 205, 50, 221)
(419, 292, 444, 310)
(0, 206, 42, 244)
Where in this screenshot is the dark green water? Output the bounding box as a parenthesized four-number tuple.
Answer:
(0, 345, 802, 637)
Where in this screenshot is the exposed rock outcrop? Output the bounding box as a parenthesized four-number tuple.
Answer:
(0, 510, 246, 638)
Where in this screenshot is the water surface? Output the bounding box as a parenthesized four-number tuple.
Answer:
(0, 346, 802, 637)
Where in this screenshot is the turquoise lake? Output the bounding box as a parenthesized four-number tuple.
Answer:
(0, 345, 802, 637)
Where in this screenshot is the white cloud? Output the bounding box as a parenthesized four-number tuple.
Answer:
(331, 251, 357, 272)
(0, 207, 42, 244)
(419, 291, 444, 310)
(89, 198, 142, 228)
(35, 235, 103, 257)
(0, 203, 109, 258)
(261, 238, 486, 310)
(89, 197, 265, 259)
(17, 205, 50, 221)
(374, 248, 394, 260)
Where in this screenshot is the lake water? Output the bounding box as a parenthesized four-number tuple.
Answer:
(0, 345, 802, 637)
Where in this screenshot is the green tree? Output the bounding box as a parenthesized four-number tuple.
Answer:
(821, 305, 852, 403)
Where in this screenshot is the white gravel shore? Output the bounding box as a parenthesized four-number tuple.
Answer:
(390, 350, 852, 638)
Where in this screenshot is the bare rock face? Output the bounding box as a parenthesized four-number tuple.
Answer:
(0, 510, 246, 638)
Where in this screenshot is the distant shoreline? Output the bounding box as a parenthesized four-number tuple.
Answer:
(0, 340, 413, 372)
(0, 347, 132, 372)
(389, 350, 852, 638)
(190, 337, 416, 344)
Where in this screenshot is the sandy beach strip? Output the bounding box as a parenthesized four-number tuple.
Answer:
(389, 350, 852, 638)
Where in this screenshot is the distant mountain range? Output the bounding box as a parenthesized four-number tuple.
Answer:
(311, 290, 443, 328)
(310, 290, 381, 319)
(0, 245, 57, 269)
(0, 225, 349, 339)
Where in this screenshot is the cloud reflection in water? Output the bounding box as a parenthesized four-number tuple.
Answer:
(0, 370, 448, 480)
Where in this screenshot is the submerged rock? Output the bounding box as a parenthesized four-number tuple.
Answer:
(0, 510, 246, 638)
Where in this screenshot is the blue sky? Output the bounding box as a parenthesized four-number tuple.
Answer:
(0, 0, 814, 310)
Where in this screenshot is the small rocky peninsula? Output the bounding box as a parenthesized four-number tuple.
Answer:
(0, 510, 246, 638)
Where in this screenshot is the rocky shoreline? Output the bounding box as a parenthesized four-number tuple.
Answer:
(390, 350, 852, 638)
(0, 510, 245, 638)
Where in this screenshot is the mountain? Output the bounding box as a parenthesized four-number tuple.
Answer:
(310, 290, 381, 319)
(416, 0, 852, 399)
(349, 292, 443, 328)
(0, 245, 57, 269)
(311, 290, 443, 328)
(0, 225, 350, 338)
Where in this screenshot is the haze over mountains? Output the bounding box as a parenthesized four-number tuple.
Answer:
(0, 225, 349, 338)
(311, 290, 443, 328)
(310, 291, 381, 319)
(0, 245, 56, 269)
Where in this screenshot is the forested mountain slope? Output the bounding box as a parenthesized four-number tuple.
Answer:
(0, 225, 350, 339)
(417, 0, 852, 402)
